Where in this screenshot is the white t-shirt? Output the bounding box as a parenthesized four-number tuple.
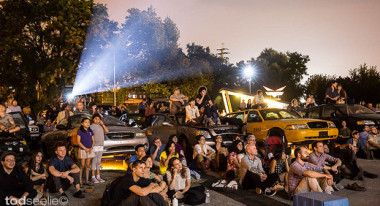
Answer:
(194, 144, 215, 155)
(166, 167, 191, 191)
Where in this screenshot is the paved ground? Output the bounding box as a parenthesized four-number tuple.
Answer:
(47, 158, 380, 206)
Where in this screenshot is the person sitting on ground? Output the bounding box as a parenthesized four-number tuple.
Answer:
(166, 157, 195, 200)
(245, 134, 265, 159)
(48, 142, 84, 199)
(0, 152, 37, 206)
(288, 99, 302, 116)
(269, 147, 289, 191)
(196, 86, 221, 125)
(168, 135, 186, 164)
(252, 90, 267, 109)
(6, 99, 22, 113)
(288, 146, 333, 197)
(339, 120, 351, 139)
(305, 94, 318, 108)
(309, 141, 342, 190)
(170, 87, 188, 114)
(336, 84, 347, 104)
(211, 135, 229, 172)
(43, 119, 57, 133)
(325, 81, 339, 104)
(0, 103, 21, 134)
(111, 160, 167, 206)
(240, 99, 247, 110)
(193, 135, 216, 172)
(55, 103, 73, 126)
(247, 99, 253, 109)
(24, 151, 48, 199)
(367, 126, 380, 159)
(128, 144, 147, 172)
(239, 144, 278, 196)
(74, 102, 87, 114)
(77, 117, 95, 187)
(90, 114, 109, 183)
(149, 137, 166, 167)
(347, 130, 367, 159)
(141, 156, 168, 199)
(185, 98, 203, 125)
(226, 140, 245, 181)
(159, 141, 179, 175)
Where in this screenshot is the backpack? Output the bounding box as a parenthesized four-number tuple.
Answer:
(101, 175, 124, 206)
(183, 185, 206, 205)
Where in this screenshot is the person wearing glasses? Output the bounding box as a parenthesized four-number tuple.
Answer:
(368, 126, 380, 159)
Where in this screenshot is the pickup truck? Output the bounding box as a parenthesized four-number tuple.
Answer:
(145, 113, 243, 161)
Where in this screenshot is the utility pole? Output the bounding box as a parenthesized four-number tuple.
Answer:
(217, 43, 230, 60)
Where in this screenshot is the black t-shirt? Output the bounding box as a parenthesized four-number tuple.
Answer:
(196, 94, 211, 108)
(49, 156, 74, 172)
(113, 174, 152, 205)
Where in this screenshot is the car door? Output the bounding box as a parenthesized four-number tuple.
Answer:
(149, 114, 177, 144)
(246, 111, 266, 142)
(304, 107, 322, 119)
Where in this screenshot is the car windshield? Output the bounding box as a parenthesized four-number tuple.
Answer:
(259, 109, 300, 120)
(9, 113, 26, 129)
(102, 115, 125, 126)
(336, 105, 376, 115)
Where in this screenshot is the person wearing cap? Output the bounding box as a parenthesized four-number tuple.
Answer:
(170, 87, 188, 114)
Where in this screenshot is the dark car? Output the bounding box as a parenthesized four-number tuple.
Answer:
(41, 114, 148, 158)
(302, 104, 380, 130)
(145, 113, 243, 161)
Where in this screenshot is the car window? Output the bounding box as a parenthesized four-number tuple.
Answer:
(9, 113, 26, 129)
(247, 111, 262, 122)
(259, 109, 299, 120)
(336, 105, 376, 115)
(306, 108, 320, 119)
(322, 106, 335, 118)
(67, 115, 91, 129)
(102, 115, 125, 126)
(226, 112, 245, 120)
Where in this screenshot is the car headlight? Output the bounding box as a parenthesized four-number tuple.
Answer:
(146, 130, 153, 136)
(357, 120, 375, 125)
(328, 123, 336, 128)
(136, 132, 146, 138)
(285, 124, 308, 130)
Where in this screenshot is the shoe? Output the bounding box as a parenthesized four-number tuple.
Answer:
(255, 188, 262, 194)
(363, 171, 378, 179)
(84, 181, 94, 186)
(92, 177, 99, 184)
(74, 190, 85, 198)
(96, 177, 105, 183)
(265, 188, 277, 196)
(332, 183, 340, 191)
(212, 179, 226, 187)
(60, 193, 68, 202)
(346, 183, 366, 191)
(226, 180, 238, 190)
(213, 180, 227, 188)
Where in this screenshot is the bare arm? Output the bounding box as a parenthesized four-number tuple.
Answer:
(70, 164, 80, 173)
(49, 166, 63, 177)
(182, 178, 191, 194)
(150, 146, 159, 162)
(303, 170, 330, 178)
(101, 123, 109, 134)
(269, 159, 276, 174)
(129, 183, 156, 196)
(368, 139, 380, 148)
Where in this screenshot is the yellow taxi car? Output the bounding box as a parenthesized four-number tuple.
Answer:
(225, 108, 339, 144)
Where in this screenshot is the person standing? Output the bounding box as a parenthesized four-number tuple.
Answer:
(240, 99, 247, 110)
(77, 118, 95, 186)
(90, 114, 109, 183)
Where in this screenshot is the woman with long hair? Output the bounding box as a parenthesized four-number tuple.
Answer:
(226, 140, 245, 181)
(141, 156, 168, 198)
(159, 141, 179, 175)
(77, 117, 95, 186)
(269, 147, 289, 190)
(212, 135, 229, 172)
(166, 157, 192, 200)
(168, 135, 185, 161)
(288, 99, 302, 116)
(25, 151, 48, 196)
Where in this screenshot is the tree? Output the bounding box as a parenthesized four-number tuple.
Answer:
(0, 0, 97, 114)
(305, 74, 336, 104)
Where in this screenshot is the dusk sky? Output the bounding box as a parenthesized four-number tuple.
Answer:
(95, 0, 380, 79)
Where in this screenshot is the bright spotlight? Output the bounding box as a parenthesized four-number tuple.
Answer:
(66, 93, 75, 100)
(244, 66, 254, 78)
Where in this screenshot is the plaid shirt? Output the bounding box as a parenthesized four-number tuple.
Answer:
(288, 160, 323, 196)
(308, 152, 339, 168)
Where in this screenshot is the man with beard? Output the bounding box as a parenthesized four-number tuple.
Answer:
(288, 146, 333, 197)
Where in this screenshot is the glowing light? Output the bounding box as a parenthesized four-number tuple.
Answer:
(243, 66, 254, 78)
(66, 93, 75, 100)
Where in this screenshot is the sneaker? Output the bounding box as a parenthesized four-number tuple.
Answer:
(212, 179, 225, 187)
(217, 121, 222, 125)
(92, 177, 99, 184)
(265, 188, 277, 196)
(255, 188, 262, 195)
(73, 190, 85, 198)
(226, 180, 238, 190)
(214, 180, 227, 188)
(97, 177, 105, 183)
(60, 193, 69, 202)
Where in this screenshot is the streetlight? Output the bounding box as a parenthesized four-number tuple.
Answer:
(112, 31, 120, 106)
(243, 66, 254, 94)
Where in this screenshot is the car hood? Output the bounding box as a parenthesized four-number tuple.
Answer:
(106, 126, 144, 133)
(265, 118, 331, 124)
(348, 113, 380, 120)
(0, 135, 23, 142)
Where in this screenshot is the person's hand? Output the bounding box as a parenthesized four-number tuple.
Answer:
(173, 168, 178, 176)
(67, 175, 74, 184)
(89, 148, 93, 154)
(260, 173, 267, 181)
(327, 176, 333, 186)
(85, 148, 90, 153)
(160, 190, 168, 199)
(99, 120, 104, 125)
(0, 125, 5, 131)
(331, 166, 338, 174)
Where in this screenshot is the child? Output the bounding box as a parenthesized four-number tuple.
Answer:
(77, 118, 95, 186)
(90, 114, 109, 183)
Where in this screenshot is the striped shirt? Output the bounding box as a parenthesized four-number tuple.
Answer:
(288, 160, 323, 196)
